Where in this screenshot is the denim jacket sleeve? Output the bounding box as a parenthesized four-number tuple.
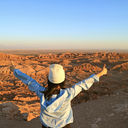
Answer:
(66, 74, 99, 101)
(14, 69, 45, 98)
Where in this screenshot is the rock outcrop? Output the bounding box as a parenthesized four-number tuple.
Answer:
(112, 62, 128, 71)
(0, 102, 22, 120)
(73, 63, 101, 72)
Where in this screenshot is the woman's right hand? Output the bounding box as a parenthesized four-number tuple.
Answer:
(101, 64, 107, 75)
(96, 64, 107, 78)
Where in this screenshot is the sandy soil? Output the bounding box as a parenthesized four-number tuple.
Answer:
(73, 90, 128, 128)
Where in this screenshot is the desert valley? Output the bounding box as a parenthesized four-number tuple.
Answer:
(0, 50, 128, 128)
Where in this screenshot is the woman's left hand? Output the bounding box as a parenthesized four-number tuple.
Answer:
(10, 61, 15, 72)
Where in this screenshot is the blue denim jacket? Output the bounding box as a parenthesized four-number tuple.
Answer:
(14, 69, 99, 128)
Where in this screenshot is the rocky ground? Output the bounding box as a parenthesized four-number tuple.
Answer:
(0, 50, 128, 128)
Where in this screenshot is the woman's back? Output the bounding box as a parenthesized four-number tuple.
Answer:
(40, 88, 73, 128)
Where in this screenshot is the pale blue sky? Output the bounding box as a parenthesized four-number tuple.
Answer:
(0, 0, 128, 49)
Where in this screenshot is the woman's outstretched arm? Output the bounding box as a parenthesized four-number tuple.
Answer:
(10, 63, 45, 98)
(66, 64, 108, 101)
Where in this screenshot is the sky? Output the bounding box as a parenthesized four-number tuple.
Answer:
(0, 0, 128, 50)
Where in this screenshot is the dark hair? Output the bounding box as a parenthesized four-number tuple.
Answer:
(42, 79, 66, 100)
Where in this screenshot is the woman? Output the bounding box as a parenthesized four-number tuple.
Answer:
(10, 63, 107, 128)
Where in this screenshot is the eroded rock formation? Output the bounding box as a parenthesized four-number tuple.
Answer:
(0, 51, 128, 121)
